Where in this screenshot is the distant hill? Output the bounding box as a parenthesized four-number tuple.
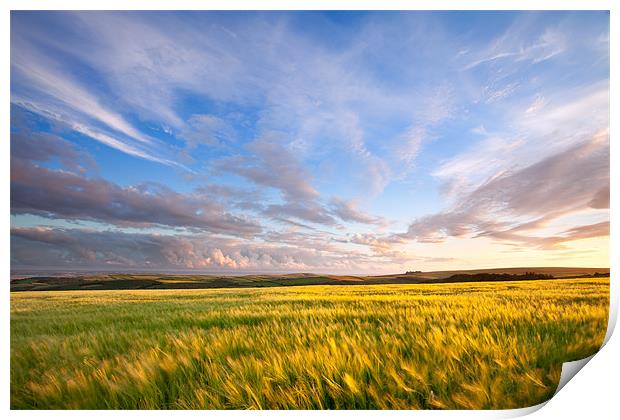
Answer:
(380, 266, 610, 280)
(10, 267, 609, 292)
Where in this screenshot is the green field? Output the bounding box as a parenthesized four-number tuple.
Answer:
(10, 267, 609, 291)
(10, 277, 609, 409)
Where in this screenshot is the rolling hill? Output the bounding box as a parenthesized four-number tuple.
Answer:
(10, 267, 609, 292)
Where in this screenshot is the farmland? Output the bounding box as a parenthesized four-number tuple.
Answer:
(10, 277, 609, 409)
(9, 266, 609, 291)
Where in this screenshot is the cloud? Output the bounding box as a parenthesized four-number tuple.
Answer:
(393, 83, 456, 171)
(463, 52, 517, 70)
(483, 81, 520, 104)
(216, 134, 320, 202)
(589, 186, 610, 209)
(397, 126, 427, 165)
(401, 131, 609, 247)
(463, 26, 566, 70)
(11, 50, 153, 145)
(456, 16, 588, 107)
(329, 198, 387, 226)
(556, 221, 609, 242)
(180, 114, 237, 150)
(264, 202, 337, 226)
(216, 136, 388, 227)
(9, 35, 181, 165)
(11, 129, 96, 173)
(12, 101, 176, 166)
(10, 227, 390, 273)
(521, 83, 609, 138)
(348, 233, 405, 254)
(11, 12, 451, 196)
(11, 159, 262, 238)
(215, 134, 344, 226)
(483, 221, 609, 251)
(343, 233, 456, 266)
(11, 225, 450, 272)
(434, 83, 609, 199)
(525, 95, 547, 114)
(195, 184, 265, 211)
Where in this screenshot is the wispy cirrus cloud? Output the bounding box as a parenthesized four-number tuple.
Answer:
(434, 82, 609, 200)
(11, 53, 152, 145)
(462, 26, 566, 70)
(11, 12, 459, 194)
(10, 38, 180, 165)
(11, 100, 172, 165)
(393, 83, 457, 170)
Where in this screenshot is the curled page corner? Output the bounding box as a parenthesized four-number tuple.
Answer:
(554, 354, 596, 396)
(603, 285, 618, 346)
(498, 354, 598, 418)
(497, 401, 548, 418)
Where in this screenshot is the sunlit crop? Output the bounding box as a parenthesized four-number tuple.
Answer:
(10, 278, 609, 409)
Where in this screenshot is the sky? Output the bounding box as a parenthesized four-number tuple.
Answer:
(10, 11, 610, 274)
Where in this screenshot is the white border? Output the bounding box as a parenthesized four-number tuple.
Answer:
(2, 1, 617, 419)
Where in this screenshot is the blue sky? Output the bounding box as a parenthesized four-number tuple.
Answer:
(10, 11, 610, 273)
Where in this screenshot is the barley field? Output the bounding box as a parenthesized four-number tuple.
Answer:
(10, 277, 609, 409)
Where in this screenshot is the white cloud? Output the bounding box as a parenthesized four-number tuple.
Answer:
(13, 99, 176, 166)
(180, 114, 237, 150)
(525, 95, 547, 114)
(464, 26, 566, 71)
(12, 50, 153, 145)
(329, 198, 388, 226)
(403, 130, 609, 248)
(11, 227, 407, 273)
(435, 82, 609, 198)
